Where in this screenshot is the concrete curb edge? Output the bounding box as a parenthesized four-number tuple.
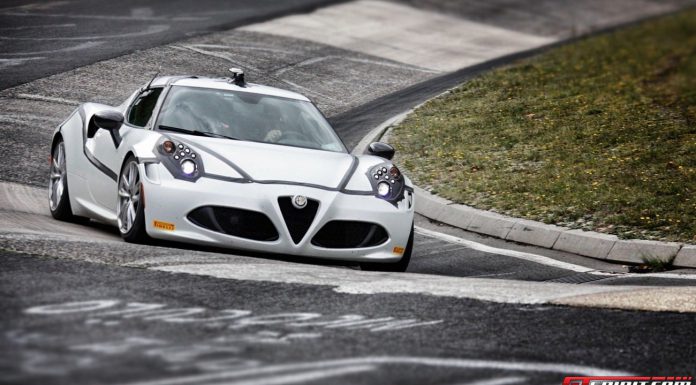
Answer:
(353, 111, 696, 269)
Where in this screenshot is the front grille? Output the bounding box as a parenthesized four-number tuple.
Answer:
(311, 221, 388, 249)
(278, 197, 319, 244)
(187, 206, 278, 242)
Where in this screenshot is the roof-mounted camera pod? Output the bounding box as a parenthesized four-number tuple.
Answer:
(228, 68, 246, 87)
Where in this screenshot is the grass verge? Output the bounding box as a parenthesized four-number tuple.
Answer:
(391, 10, 696, 243)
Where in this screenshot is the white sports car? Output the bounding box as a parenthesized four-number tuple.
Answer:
(49, 70, 415, 271)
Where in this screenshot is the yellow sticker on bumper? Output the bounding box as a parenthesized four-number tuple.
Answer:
(153, 220, 175, 231)
(393, 246, 405, 255)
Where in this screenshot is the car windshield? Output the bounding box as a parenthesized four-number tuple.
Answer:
(156, 85, 346, 153)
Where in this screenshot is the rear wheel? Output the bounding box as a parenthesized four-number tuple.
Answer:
(117, 157, 148, 243)
(49, 139, 81, 221)
(360, 223, 413, 272)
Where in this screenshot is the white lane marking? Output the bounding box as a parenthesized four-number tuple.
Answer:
(273, 55, 440, 77)
(0, 57, 43, 70)
(15, 93, 81, 106)
(608, 271, 696, 281)
(279, 79, 337, 102)
(4, 41, 102, 56)
(25, 300, 120, 314)
(0, 1, 71, 12)
(416, 226, 696, 281)
(170, 44, 263, 72)
(415, 226, 595, 273)
(458, 376, 527, 385)
(175, 44, 427, 103)
(26, 300, 441, 333)
(0, 24, 169, 41)
(469, 272, 517, 279)
(0, 23, 76, 31)
(124, 356, 632, 385)
(202, 365, 376, 385)
(155, 263, 645, 306)
(176, 43, 300, 55)
(415, 245, 470, 257)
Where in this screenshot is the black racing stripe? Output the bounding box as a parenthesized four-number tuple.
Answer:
(172, 136, 253, 181)
(85, 150, 118, 181)
(337, 155, 359, 191)
(79, 107, 118, 181)
(188, 137, 365, 192)
(166, 134, 376, 195)
(340, 189, 374, 196)
(203, 173, 248, 183)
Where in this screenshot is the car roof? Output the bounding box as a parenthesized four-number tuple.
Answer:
(149, 75, 311, 102)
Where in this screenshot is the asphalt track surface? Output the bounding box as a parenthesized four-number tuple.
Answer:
(0, 0, 343, 89)
(2, 251, 696, 385)
(2, 1, 696, 384)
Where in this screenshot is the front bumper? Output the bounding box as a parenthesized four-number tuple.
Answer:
(141, 166, 414, 262)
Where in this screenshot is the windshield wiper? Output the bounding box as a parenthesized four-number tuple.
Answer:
(158, 125, 239, 141)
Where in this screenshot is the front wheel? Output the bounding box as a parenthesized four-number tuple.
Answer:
(49, 138, 81, 222)
(360, 223, 413, 272)
(117, 157, 148, 243)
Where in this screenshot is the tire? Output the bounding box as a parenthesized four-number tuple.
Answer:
(360, 223, 413, 272)
(117, 156, 148, 243)
(49, 138, 83, 222)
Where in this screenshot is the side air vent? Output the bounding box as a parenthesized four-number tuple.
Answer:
(277, 197, 319, 244)
(187, 206, 278, 242)
(311, 221, 388, 249)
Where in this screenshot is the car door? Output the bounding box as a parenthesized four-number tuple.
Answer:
(86, 87, 163, 211)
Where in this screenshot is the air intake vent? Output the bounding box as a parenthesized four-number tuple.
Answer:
(311, 221, 388, 249)
(278, 197, 319, 244)
(187, 206, 278, 242)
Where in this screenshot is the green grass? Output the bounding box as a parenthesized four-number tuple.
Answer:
(391, 10, 696, 243)
(639, 257, 673, 272)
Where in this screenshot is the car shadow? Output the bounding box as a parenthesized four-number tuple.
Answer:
(81, 218, 361, 270)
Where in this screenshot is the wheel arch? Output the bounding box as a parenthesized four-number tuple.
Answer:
(121, 151, 137, 170)
(50, 131, 64, 152)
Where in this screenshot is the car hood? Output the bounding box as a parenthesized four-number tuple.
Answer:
(182, 136, 356, 188)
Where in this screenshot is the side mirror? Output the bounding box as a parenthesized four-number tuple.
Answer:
(367, 142, 395, 160)
(94, 110, 124, 131)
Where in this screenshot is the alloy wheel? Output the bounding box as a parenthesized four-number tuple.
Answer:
(117, 161, 141, 234)
(48, 142, 66, 211)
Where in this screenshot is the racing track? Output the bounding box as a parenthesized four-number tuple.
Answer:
(0, 0, 345, 89)
(2, 1, 696, 384)
(1, 0, 695, 283)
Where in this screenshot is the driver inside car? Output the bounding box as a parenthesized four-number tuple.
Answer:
(261, 104, 285, 143)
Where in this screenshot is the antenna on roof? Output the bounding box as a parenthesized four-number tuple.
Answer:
(144, 70, 160, 90)
(228, 68, 246, 87)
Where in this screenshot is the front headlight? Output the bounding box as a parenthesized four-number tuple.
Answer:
(180, 159, 196, 175)
(368, 162, 405, 204)
(377, 181, 390, 197)
(155, 138, 203, 181)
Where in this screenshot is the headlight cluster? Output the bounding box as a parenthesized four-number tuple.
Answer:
(180, 159, 196, 175)
(368, 163, 405, 204)
(156, 139, 203, 181)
